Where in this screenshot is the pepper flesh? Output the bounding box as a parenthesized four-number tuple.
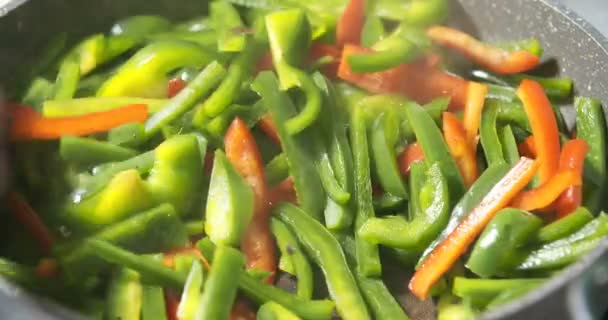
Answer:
(463, 82, 488, 150)
(442, 112, 478, 187)
(554, 139, 589, 217)
(410, 157, 538, 299)
(336, 0, 365, 47)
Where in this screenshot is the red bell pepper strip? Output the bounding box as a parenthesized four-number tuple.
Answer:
(267, 177, 297, 208)
(518, 135, 537, 158)
(443, 112, 479, 187)
(225, 118, 277, 283)
(336, 0, 365, 47)
(309, 43, 342, 76)
(6, 192, 54, 256)
(554, 139, 588, 217)
(426, 26, 540, 75)
(229, 297, 257, 320)
(164, 289, 180, 320)
(462, 82, 488, 150)
(337, 45, 468, 110)
(10, 104, 148, 141)
(409, 157, 538, 299)
(258, 114, 281, 145)
(510, 169, 582, 212)
(36, 258, 58, 279)
(398, 142, 425, 176)
(255, 51, 274, 74)
(167, 78, 187, 98)
(516, 79, 560, 185)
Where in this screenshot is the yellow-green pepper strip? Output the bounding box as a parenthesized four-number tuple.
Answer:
(361, 15, 386, 47)
(21, 78, 54, 111)
(275, 203, 371, 320)
(405, 101, 466, 206)
(43, 97, 168, 118)
(176, 260, 203, 320)
(65, 34, 139, 76)
(270, 218, 313, 300)
(266, 10, 321, 135)
(265, 153, 290, 186)
(144, 61, 225, 137)
(257, 302, 302, 320)
(105, 267, 143, 320)
(110, 15, 172, 38)
(351, 103, 382, 277)
(472, 69, 572, 100)
(453, 278, 545, 308)
(60, 136, 137, 166)
(211, 1, 246, 52)
(359, 162, 449, 250)
(466, 208, 542, 278)
(252, 72, 325, 219)
(52, 56, 81, 100)
(146, 30, 217, 48)
(97, 41, 216, 98)
(480, 102, 507, 167)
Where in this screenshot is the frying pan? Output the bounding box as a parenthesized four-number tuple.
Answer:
(0, 0, 607, 319)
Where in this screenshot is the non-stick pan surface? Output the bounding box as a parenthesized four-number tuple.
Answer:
(0, 0, 607, 319)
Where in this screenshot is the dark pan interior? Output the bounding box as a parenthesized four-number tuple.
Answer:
(0, 0, 607, 319)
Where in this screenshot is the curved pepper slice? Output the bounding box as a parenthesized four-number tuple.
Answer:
(410, 157, 538, 299)
(10, 104, 148, 141)
(443, 112, 478, 187)
(510, 169, 582, 212)
(554, 139, 589, 217)
(359, 162, 449, 249)
(516, 79, 561, 185)
(97, 41, 216, 98)
(225, 118, 277, 283)
(463, 82, 488, 150)
(336, 0, 365, 47)
(427, 26, 540, 75)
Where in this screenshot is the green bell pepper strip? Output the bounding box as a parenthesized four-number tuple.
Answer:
(265, 153, 290, 186)
(110, 15, 172, 38)
(494, 38, 543, 56)
(336, 233, 411, 320)
(146, 30, 217, 48)
(324, 197, 352, 231)
(185, 221, 205, 237)
(418, 163, 511, 267)
(97, 41, 216, 98)
(480, 102, 507, 167)
(317, 153, 351, 204)
(361, 15, 386, 47)
(66, 34, 139, 76)
(193, 42, 260, 122)
(108, 123, 146, 148)
(252, 72, 325, 219)
(359, 162, 449, 250)
(436, 293, 477, 320)
(486, 84, 518, 102)
(196, 238, 335, 320)
(491, 99, 531, 132)
(373, 193, 406, 214)
(533, 207, 594, 244)
(452, 277, 545, 308)
(270, 218, 314, 299)
(257, 302, 302, 320)
(347, 38, 419, 73)
(575, 97, 607, 210)
(405, 101, 466, 205)
(200, 101, 268, 140)
(53, 57, 81, 100)
(517, 237, 602, 271)
(144, 61, 226, 137)
(196, 246, 244, 320)
(142, 285, 168, 320)
(105, 267, 143, 320)
(472, 69, 572, 100)
(76, 151, 155, 200)
(350, 103, 382, 277)
(21, 77, 54, 111)
(87, 239, 186, 290)
(370, 112, 408, 198)
(59, 136, 137, 165)
(485, 284, 539, 310)
(371, 0, 448, 24)
(465, 208, 543, 278)
(61, 204, 188, 279)
(177, 260, 204, 320)
(210, 1, 246, 52)
(498, 125, 520, 166)
(275, 203, 371, 320)
(205, 150, 254, 246)
(541, 212, 608, 249)
(174, 16, 212, 32)
(42, 97, 168, 117)
(266, 10, 321, 135)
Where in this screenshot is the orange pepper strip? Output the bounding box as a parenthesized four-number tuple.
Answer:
(510, 169, 582, 212)
(409, 157, 538, 299)
(267, 177, 297, 208)
(554, 139, 588, 217)
(225, 118, 277, 284)
(258, 114, 281, 145)
(338, 45, 469, 110)
(336, 0, 365, 47)
(167, 78, 187, 98)
(10, 104, 148, 141)
(518, 135, 537, 158)
(516, 79, 560, 185)
(397, 142, 425, 176)
(442, 112, 479, 187)
(462, 82, 488, 150)
(6, 192, 54, 255)
(426, 26, 540, 75)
